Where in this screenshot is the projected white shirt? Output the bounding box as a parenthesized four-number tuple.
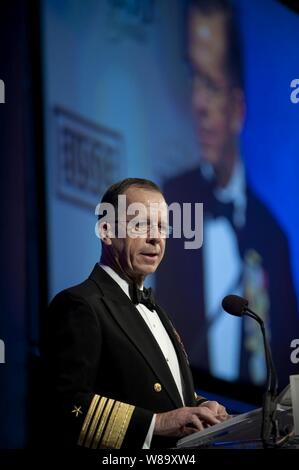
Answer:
(202, 159, 246, 381)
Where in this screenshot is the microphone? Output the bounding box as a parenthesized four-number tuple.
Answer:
(222, 294, 248, 317)
(222, 294, 279, 447)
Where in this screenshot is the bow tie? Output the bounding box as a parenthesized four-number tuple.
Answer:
(129, 284, 156, 311)
(210, 198, 234, 222)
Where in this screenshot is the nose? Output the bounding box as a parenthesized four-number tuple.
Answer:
(192, 86, 210, 115)
(147, 225, 162, 244)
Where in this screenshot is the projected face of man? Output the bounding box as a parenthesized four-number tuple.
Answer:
(189, 8, 244, 187)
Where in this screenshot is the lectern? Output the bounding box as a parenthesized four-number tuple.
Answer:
(176, 384, 298, 449)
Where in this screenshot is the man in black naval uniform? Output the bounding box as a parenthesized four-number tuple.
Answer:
(44, 178, 227, 451)
(156, 0, 299, 387)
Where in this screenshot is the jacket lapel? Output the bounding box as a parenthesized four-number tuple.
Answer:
(89, 265, 184, 408)
(155, 305, 196, 406)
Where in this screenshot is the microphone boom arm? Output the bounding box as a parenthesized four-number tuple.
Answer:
(222, 295, 279, 447)
(244, 306, 279, 446)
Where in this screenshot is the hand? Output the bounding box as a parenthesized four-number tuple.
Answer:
(154, 406, 222, 438)
(199, 400, 229, 422)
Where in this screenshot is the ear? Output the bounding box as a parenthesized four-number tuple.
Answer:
(231, 88, 246, 134)
(99, 221, 113, 246)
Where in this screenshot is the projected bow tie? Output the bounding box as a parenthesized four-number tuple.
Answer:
(211, 198, 234, 222)
(129, 284, 156, 311)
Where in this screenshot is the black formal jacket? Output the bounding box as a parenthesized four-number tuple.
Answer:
(43, 264, 202, 451)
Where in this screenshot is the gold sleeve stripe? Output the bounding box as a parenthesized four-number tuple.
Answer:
(91, 398, 115, 449)
(77, 395, 135, 449)
(100, 400, 122, 448)
(115, 403, 134, 449)
(85, 396, 109, 448)
(77, 394, 100, 446)
(101, 402, 135, 449)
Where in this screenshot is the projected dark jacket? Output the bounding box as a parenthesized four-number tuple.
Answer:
(156, 168, 299, 388)
(44, 264, 203, 451)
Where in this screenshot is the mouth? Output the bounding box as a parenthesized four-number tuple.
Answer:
(140, 253, 159, 262)
(197, 127, 215, 146)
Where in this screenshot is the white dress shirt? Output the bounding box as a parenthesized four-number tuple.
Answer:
(201, 159, 246, 381)
(100, 264, 184, 448)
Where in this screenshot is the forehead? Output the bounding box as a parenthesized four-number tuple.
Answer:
(124, 187, 166, 211)
(189, 11, 228, 71)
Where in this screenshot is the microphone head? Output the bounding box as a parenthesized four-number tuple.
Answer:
(222, 294, 249, 317)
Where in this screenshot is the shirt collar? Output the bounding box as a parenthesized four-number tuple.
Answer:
(214, 159, 245, 203)
(200, 158, 247, 228)
(99, 264, 130, 298)
(99, 263, 144, 299)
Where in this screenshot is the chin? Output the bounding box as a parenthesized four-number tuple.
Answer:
(137, 264, 158, 276)
(202, 150, 222, 168)
(203, 152, 221, 170)
(142, 265, 157, 274)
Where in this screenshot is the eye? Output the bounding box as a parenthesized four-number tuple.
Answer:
(136, 221, 147, 231)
